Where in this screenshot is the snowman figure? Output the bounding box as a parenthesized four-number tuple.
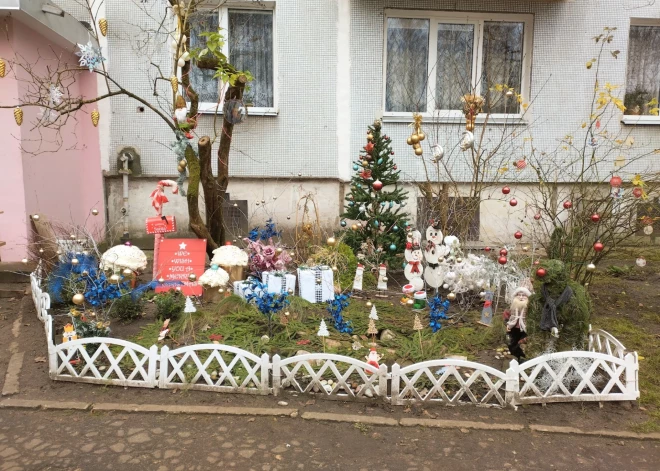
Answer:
(423, 243, 443, 289)
(404, 242, 425, 291)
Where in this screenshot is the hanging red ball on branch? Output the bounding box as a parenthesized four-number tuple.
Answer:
(509, 198, 518, 207)
(502, 186, 511, 195)
(514, 231, 523, 240)
(536, 267, 547, 278)
(593, 241, 604, 252)
(609, 175, 623, 188)
(372, 179, 383, 191)
(534, 213, 541, 220)
(633, 187, 643, 198)
(484, 246, 491, 252)
(590, 213, 600, 223)
(563, 201, 573, 209)
(498, 256, 508, 265)
(515, 159, 527, 170)
(500, 248, 508, 256)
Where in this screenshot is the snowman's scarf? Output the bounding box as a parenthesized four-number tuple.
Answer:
(540, 283, 573, 332)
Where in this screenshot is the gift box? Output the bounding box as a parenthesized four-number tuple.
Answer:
(297, 266, 334, 304)
(262, 272, 297, 294)
(233, 280, 263, 301)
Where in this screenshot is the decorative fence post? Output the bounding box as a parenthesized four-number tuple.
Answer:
(271, 354, 281, 396)
(389, 363, 400, 405)
(260, 352, 270, 395)
(47, 316, 58, 380)
(148, 345, 159, 388)
(159, 345, 169, 389)
(624, 352, 640, 399)
(378, 364, 388, 398)
(505, 359, 519, 407)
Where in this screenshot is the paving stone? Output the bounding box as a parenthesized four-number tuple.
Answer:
(127, 432, 151, 444)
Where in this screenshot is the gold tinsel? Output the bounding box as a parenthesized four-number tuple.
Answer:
(99, 18, 108, 37)
(91, 109, 100, 127)
(14, 107, 23, 126)
(0, 58, 5, 78)
(170, 75, 178, 94)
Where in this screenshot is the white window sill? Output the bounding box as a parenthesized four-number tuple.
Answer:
(382, 113, 527, 125)
(621, 115, 660, 125)
(196, 104, 279, 117)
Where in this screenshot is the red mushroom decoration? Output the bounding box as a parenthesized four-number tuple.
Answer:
(514, 231, 523, 240)
(509, 198, 518, 207)
(563, 201, 573, 210)
(498, 256, 508, 265)
(593, 241, 604, 252)
(536, 267, 547, 278)
(502, 186, 511, 195)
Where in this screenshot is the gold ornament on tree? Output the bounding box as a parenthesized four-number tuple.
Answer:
(406, 113, 425, 156)
(170, 75, 178, 94)
(14, 107, 23, 126)
(0, 58, 6, 78)
(91, 109, 100, 127)
(413, 314, 424, 354)
(98, 18, 108, 37)
(461, 94, 484, 132)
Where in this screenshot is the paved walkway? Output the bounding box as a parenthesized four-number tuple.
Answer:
(0, 408, 658, 471)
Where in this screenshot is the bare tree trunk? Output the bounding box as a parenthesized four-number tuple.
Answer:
(185, 140, 216, 254)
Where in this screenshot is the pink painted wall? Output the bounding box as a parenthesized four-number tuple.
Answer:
(0, 17, 105, 262)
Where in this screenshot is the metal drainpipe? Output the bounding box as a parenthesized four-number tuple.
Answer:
(119, 152, 132, 242)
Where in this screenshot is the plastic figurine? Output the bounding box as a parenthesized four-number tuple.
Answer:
(503, 287, 531, 361)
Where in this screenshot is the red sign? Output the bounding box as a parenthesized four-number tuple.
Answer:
(155, 239, 206, 296)
(146, 216, 177, 234)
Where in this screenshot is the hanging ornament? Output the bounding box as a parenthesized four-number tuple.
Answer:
(327, 237, 337, 246)
(484, 246, 491, 252)
(353, 164, 359, 171)
(0, 58, 5, 78)
(14, 107, 23, 126)
(563, 201, 573, 209)
(536, 268, 547, 278)
(593, 241, 604, 252)
(372, 179, 383, 191)
(393, 164, 397, 170)
(407, 113, 425, 156)
(99, 18, 108, 37)
(170, 75, 178, 93)
(514, 231, 523, 240)
(636, 257, 647, 267)
(633, 187, 643, 198)
(461, 94, 484, 132)
(459, 131, 474, 151)
(389, 243, 397, 251)
(367, 132, 374, 141)
(590, 213, 601, 223)
(91, 109, 100, 127)
(364, 142, 375, 154)
(498, 256, 508, 265)
(340, 220, 347, 227)
(351, 224, 358, 231)
(515, 159, 527, 170)
(447, 292, 456, 301)
(72, 293, 85, 305)
(586, 263, 596, 272)
(502, 186, 511, 195)
(509, 198, 518, 207)
(534, 213, 541, 220)
(500, 248, 508, 256)
(92, 209, 99, 216)
(393, 225, 399, 232)
(610, 175, 623, 187)
(644, 225, 654, 235)
(374, 220, 379, 227)
(377, 158, 383, 165)
(431, 144, 444, 162)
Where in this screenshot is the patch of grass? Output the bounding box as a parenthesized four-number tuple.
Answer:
(605, 265, 633, 278)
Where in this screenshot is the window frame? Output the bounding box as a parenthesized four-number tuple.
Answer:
(190, 2, 278, 116)
(382, 10, 534, 123)
(621, 18, 660, 126)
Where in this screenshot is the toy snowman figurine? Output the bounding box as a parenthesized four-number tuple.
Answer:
(424, 222, 449, 289)
(365, 347, 382, 370)
(404, 230, 425, 291)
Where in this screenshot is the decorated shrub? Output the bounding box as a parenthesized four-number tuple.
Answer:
(154, 289, 186, 320)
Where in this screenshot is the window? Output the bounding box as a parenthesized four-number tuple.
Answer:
(623, 21, 660, 122)
(384, 11, 533, 118)
(189, 7, 275, 114)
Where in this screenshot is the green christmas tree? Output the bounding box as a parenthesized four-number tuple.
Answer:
(341, 119, 410, 264)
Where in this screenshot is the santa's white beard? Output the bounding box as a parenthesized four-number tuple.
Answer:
(511, 297, 529, 313)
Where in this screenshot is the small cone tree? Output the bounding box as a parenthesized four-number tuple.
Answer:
(342, 119, 410, 263)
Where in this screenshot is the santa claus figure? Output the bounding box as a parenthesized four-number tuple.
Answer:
(503, 287, 531, 361)
(365, 347, 382, 370)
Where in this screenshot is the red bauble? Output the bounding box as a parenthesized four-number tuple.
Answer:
(590, 213, 600, 223)
(500, 248, 508, 256)
(498, 256, 508, 265)
(534, 213, 541, 220)
(593, 241, 604, 252)
(484, 246, 491, 252)
(633, 187, 643, 198)
(502, 186, 511, 195)
(536, 268, 547, 278)
(610, 175, 623, 187)
(514, 231, 523, 240)
(372, 179, 383, 191)
(393, 165, 397, 170)
(563, 201, 573, 209)
(515, 159, 527, 170)
(509, 198, 518, 207)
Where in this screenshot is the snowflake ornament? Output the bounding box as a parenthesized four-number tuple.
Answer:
(76, 41, 105, 72)
(49, 85, 64, 106)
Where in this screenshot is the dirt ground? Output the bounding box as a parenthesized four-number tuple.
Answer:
(1, 257, 658, 433)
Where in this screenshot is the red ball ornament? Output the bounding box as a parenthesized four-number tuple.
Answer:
(534, 213, 541, 220)
(593, 241, 604, 252)
(536, 268, 547, 278)
(610, 175, 623, 188)
(498, 256, 508, 265)
(393, 165, 397, 170)
(500, 248, 508, 256)
(534, 260, 540, 265)
(633, 187, 643, 198)
(484, 246, 491, 252)
(372, 179, 383, 191)
(514, 231, 523, 240)
(509, 198, 518, 207)
(515, 159, 527, 170)
(590, 213, 600, 223)
(502, 186, 511, 195)
(563, 201, 573, 209)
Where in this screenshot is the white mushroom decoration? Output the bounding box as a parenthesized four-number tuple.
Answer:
(198, 264, 230, 288)
(100, 243, 148, 273)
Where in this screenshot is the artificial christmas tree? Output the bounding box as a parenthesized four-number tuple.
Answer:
(341, 119, 410, 264)
(184, 296, 196, 313)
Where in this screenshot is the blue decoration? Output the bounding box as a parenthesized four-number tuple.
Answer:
(326, 293, 353, 334)
(374, 220, 379, 227)
(389, 244, 397, 251)
(389, 201, 394, 208)
(353, 164, 359, 171)
(349, 201, 355, 207)
(380, 202, 386, 207)
(357, 184, 362, 189)
(393, 225, 399, 232)
(83, 272, 128, 307)
(248, 219, 281, 242)
(76, 41, 106, 72)
(377, 158, 383, 164)
(340, 220, 347, 227)
(243, 278, 290, 336)
(428, 295, 450, 332)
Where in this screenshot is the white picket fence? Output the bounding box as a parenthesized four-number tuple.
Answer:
(30, 272, 640, 407)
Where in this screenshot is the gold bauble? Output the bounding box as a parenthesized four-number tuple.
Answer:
(218, 288, 225, 293)
(287, 288, 294, 295)
(91, 209, 99, 216)
(290, 252, 296, 258)
(31, 214, 40, 221)
(447, 292, 457, 301)
(406, 299, 414, 306)
(418, 132, 426, 141)
(276, 247, 283, 254)
(332, 266, 338, 272)
(110, 274, 120, 283)
(327, 237, 336, 246)
(367, 133, 374, 141)
(351, 224, 358, 231)
(91, 109, 100, 127)
(586, 263, 596, 272)
(366, 301, 373, 307)
(122, 268, 133, 277)
(21, 258, 28, 264)
(522, 246, 529, 252)
(14, 107, 23, 126)
(188, 273, 197, 282)
(72, 293, 85, 305)
(70, 234, 76, 240)
(158, 277, 165, 283)
(71, 258, 79, 266)
(414, 147, 424, 156)
(98, 18, 108, 37)
(82, 270, 89, 276)
(170, 75, 178, 94)
(455, 257, 463, 264)
(39, 248, 44, 254)
(0, 58, 5, 78)
(466, 122, 475, 132)
(179, 159, 187, 169)
(177, 165, 185, 173)
(410, 134, 420, 144)
(406, 137, 413, 146)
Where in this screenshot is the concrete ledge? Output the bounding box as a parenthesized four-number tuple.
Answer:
(529, 424, 660, 441)
(400, 418, 525, 431)
(41, 401, 91, 411)
(1, 351, 25, 396)
(301, 412, 399, 426)
(0, 399, 42, 409)
(92, 402, 297, 417)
